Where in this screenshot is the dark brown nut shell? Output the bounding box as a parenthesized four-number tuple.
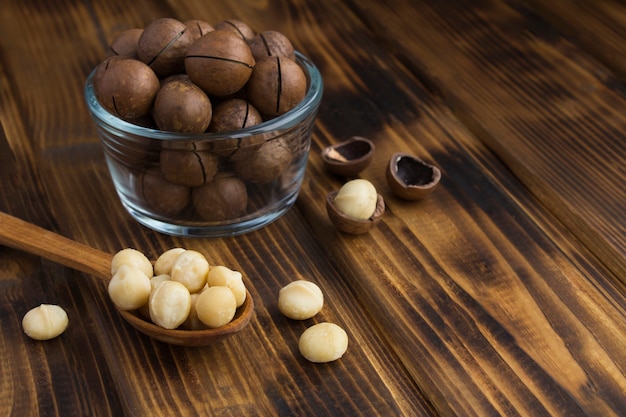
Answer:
(153, 80, 212, 133)
(233, 138, 293, 183)
(137, 18, 194, 77)
(213, 19, 255, 42)
(109, 28, 143, 59)
(185, 30, 255, 97)
(248, 30, 295, 61)
(208, 99, 263, 133)
(184, 19, 214, 40)
(159, 149, 219, 187)
(326, 191, 385, 234)
(192, 174, 248, 221)
(93, 56, 160, 120)
(139, 167, 191, 217)
(386, 153, 442, 200)
(247, 56, 307, 116)
(321, 136, 375, 177)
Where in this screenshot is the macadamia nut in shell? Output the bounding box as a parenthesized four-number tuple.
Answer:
(185, 30, 255, 97)
(247, 56, 306, 116)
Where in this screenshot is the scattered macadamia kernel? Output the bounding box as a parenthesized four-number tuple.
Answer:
(333, 179, 378, 220)
(108, 264, 152, 310)
(111, 248, 154, 278)
(298, 322, 348, 363)
(22, 304, 69, 341)
(278, 280, 324, 320)
(149, 280, 192, 329)
(195, 286, 237, 328)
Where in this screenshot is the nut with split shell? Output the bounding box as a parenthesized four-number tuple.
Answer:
(321, 136, 375, 177)
(386, 153, 441, 200)
(326, 191, 385, 235)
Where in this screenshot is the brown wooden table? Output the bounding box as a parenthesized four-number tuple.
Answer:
(1, 0, 625, 415)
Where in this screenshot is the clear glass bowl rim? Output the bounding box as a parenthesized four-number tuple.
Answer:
(84, 51, 323, 142)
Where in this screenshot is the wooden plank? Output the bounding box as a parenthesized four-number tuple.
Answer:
(345, 0, 626, 280)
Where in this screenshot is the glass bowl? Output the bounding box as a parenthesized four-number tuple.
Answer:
(84, 52, 323, 237)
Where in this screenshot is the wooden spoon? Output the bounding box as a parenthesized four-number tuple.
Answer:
(0, 212, 254, 346)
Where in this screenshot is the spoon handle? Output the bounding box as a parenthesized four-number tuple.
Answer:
(0, 212, 112, 281)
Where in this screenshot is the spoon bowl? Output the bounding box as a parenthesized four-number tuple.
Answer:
(0, 212, 254, 346)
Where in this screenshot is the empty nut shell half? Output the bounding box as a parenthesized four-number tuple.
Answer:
(321, 136, 375, 177)
(326, 191, 385, 234)
(386, 153, 441, 200)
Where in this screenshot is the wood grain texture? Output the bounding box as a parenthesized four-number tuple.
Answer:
(344, 0, 626, 280)
(0, 0, 624, 415)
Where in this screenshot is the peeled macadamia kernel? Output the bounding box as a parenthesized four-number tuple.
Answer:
(149, 280, 192, 329)
(180, 293, 208, 330)
(170, 250, 210, 293)
(333, 179, 378, 220)
(195, 286, 237, 328)
(278, 280, 324, 320)
(154, 247, 186, 276)
(22, 304, 69, 341)
(298, 322, 349, 363)
(111, 248, 154, 278)
(108, 264, 152, 310)
(206, 265, 247, 307)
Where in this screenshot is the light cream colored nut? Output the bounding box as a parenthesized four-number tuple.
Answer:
(278, 280, 323, 320)
(195, 286, 237, 328)
(149, 281, 191, 329)
(206, 265, 247, 307)
(298, 322, 348, 363)
(180, 293, 207, 330)
(22, 304, 69, 341)
(333, 179, 378, 220)
(108, 264, 152, 310)
(154, 247, 186, 276)
(170, 250, 209, 293)
(111, 248, 154, 278)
